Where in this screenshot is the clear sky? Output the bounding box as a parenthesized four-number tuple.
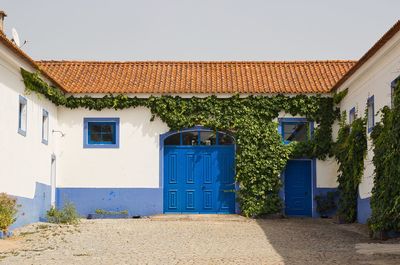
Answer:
(1, 0, 400, 61)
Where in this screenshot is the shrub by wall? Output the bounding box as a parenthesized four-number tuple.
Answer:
(0, 193, 18, 232)
(369, 82, 400, 232)
(334, 115, 367, 223)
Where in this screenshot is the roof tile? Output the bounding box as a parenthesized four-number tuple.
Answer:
(37, 60, 356, 94)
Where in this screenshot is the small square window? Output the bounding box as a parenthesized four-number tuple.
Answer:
(42, 110, 49, 144)
(84, 118, 119, 148)
(349, 107, 356, 124)
(367, 96, 374, 133)
(18, 96, 27, 136)
(281, 121, 310, 143)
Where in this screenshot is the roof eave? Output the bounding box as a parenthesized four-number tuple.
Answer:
(0, 32, 68, 93)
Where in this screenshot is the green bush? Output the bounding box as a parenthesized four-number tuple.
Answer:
(0, 193, 19, 232)
(334, 115, 367, 223)
(95, 209, 128, 215)
(46, 202, 80, 225)
(369, 81, 400, 232)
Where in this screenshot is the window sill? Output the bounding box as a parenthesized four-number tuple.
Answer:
(83, 143, 119, 149)
(18, 129, 26, 137)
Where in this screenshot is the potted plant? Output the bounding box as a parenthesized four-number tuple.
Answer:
(315, 191, 337, 218)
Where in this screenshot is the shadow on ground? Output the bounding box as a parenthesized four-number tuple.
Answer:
(255, 217, 400, 265)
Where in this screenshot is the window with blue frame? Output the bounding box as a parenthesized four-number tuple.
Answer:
(18, 95, 27, 136)
(83, 118, 119, 148)
(42, 109, 49, 144)
(391, 76, 400, 108)
(280, 119, 312, 144)
(367, 96, 374, 133)
(349, 107, 356, 124)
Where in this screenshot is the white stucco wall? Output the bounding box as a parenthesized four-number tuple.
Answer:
(57, 107, 169, 188)
(57, 105, 336, 189)
(337, 31, 400, 199)
(0, 44, 58, 200)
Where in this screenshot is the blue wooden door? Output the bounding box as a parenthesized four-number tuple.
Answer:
(164, 145, 235, 213)
(284, 160, 312, 216)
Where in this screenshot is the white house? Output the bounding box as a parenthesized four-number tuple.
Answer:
(334, 20, 400, 223)
(1, 10, 399, 228)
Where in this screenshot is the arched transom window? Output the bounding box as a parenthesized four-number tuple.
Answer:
(164, 128, 234, 146)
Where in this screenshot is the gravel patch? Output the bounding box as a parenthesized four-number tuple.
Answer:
(0, 217, 399, 264)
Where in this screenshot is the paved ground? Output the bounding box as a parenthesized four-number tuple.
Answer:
(1, 216, 400, 265)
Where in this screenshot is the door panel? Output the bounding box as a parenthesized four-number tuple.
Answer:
(164, 145, 235, 213)
(284, 160, 312, 216)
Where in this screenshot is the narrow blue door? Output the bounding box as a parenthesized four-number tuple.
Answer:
(284, 160, 312, 216)
(164, 145, 235, 213)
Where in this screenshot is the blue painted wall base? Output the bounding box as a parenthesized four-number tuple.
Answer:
(10, 182, 52, 231)
(357, 194, 371, 224)
(56, 188, 163, 217)
(313, 188, 338, 218)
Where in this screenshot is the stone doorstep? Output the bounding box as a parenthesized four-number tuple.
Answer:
(149, 214, 249, 222)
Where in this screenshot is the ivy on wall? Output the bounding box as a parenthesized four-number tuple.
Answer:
(369, 82, 400, 232)
(21, 69, 338, 217)
(334, 114, 367, 223)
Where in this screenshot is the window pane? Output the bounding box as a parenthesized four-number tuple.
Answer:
(102, 133, 114, 143)
(101, 124, 113, 133)
(392, 86, 395, 108)
(218, 132, 234, 145)
(90, 124, 102, 133)
(90, 133, 102, 143)
(368, 100, 374, 129)
(283, 123, 308, 142)
(88, 122, 116, 144)
(349, 109, 356, 124)
(42, 114, 49, 142)
(182, 131, 198, 146)
(165, 133, 181, 145)
(19, 102, 27, 132)
(200, 131, 217, 145)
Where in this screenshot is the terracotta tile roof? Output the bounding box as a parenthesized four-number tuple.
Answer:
(36, 60, 356, 94)
(333, 20, 400, 91)
(0, 32, 66, 91)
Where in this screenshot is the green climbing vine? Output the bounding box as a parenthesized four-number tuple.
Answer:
(21, 68, 338, 217)
(334, 113, 367, 223)
(369, 81, 400, 232)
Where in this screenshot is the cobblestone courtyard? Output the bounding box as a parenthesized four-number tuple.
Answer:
(1, 216, 400, 265)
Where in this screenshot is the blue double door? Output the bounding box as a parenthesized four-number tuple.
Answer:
(284, 160, 312, 216)
(164, 145, 235, 213)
